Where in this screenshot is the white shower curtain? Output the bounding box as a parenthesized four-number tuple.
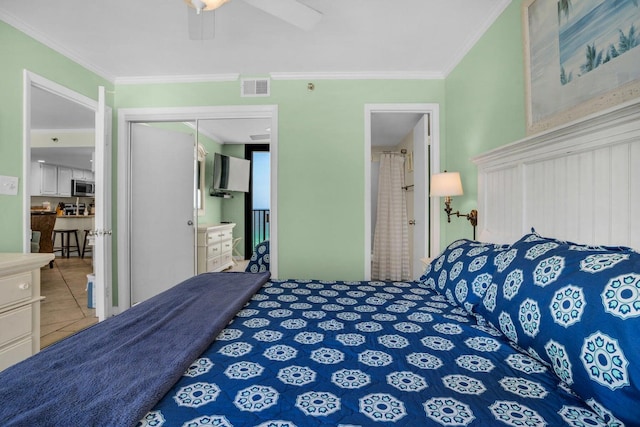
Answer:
(372, 153, 410, 281)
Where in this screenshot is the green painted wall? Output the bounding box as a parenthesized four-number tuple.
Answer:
(3, 1, 531, 282)
(443, 0, 527, 244)
(115, 80, 446, 280)
(0, 21, 113, 252)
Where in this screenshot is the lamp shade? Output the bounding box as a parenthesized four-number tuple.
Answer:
(430, 172, 463, 196)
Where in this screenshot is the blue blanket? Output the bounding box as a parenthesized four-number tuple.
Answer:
(0, 271, 270, 427)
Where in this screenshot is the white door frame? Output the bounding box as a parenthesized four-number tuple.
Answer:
(364, 103, 441, 280)
(22, 71, 112, 319)
(117, 105, 279, 312)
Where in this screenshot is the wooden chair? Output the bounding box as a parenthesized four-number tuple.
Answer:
(52, 229, 81, 258)
(30, 212, 57, 267)
(81, 229, 93, 259)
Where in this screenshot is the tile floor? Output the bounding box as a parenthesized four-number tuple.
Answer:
(229, 259, 250, 272)
(40, 257, 97, 349)
(40, 257, 250, 348)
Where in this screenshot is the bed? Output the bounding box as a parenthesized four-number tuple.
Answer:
(1, 101, 639, 426)
(1, 233, 638, 426)
(142, 233, 638, 427)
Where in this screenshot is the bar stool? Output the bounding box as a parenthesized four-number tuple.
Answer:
(82, 229, 93, 259)
(52, 229, 81, 258)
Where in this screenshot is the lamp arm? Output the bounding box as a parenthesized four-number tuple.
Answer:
(442, 202, 478, 239)
(452, 209, 478, 227)
(443, 197, 454, 222)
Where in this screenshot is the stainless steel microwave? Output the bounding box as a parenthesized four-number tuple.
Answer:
(71, 179, 95, 197)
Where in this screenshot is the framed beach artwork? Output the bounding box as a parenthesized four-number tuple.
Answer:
(522, 0, 640, 134)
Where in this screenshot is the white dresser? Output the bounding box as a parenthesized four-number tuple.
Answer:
(197, 223, 235, 274)
(0, 253, 54, 371)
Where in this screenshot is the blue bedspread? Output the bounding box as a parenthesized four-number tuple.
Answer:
(0, 271, 270, 427)
(144, 278, 605, 426)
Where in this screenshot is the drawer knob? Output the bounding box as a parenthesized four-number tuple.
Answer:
(19, 283, 30, 290)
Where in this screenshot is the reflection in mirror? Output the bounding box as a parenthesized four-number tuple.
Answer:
(197, 144, 207, 215)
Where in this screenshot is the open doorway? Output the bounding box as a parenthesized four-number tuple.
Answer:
(365, 104, 441, 281)
(23, 73, 111, 347)
(244, 144, 270, 259)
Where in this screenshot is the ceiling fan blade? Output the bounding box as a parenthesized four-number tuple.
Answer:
(242, 0, 322, 31)
(187, 5, 216, 40)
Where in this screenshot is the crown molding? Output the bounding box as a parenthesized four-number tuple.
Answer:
(116, 71, 444, 85)
(115, 73, 240, 85)
(182, 122, 223, 144)
(270, 71, 445, 80)
(31, 128, 95, 134)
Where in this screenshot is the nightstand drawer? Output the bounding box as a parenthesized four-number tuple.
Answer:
(0, 272, 33, 308)
(0, 306, 32, 347)
(0, 337, 33, 371)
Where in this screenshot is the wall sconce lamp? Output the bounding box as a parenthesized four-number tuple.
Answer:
(430, 171, 478, 239)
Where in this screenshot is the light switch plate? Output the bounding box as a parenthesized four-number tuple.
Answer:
(0, 175, 19, 196)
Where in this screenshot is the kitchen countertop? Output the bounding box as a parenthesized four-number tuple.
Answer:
(30, 210, 95, 218)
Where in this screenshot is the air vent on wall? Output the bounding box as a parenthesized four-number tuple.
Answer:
(250, 133, 270, 141)
(241, 78, 270, 97)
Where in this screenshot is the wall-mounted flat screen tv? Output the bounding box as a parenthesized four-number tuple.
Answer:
(211, 153, 251, 195)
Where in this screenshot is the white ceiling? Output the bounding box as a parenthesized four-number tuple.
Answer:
(31, 147, 94, 171)
(31, 87, 95, 130)
(9, 0, 510, 147)
(0, 0, 510, 81)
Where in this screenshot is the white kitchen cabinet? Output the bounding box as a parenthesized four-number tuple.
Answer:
(30, 162, 93, 197)
(0, 252, 54, 371)
(72, 168, 94, 181)
(30, 162, 58, 196)
(57, 166, 73, 197)
(197, 223, 235, 274)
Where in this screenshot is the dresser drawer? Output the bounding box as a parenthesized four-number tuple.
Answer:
(206, 232, 220, 246)
(0, 337, 33, 372)
(0, 305, 32, 347)
(207, 256, 222, 271)
(0, 272, 33, 308)
(207, 244, 222, 259)
(220, 253, 233, 266)
(219, 229, 233, 241)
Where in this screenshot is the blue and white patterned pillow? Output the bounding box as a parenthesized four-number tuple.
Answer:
(245, 240, 270, 273)
(419, 239, 509, 315)
(476, 232, 640, 426)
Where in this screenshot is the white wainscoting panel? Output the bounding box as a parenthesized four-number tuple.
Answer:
(473, 99, 640, 250)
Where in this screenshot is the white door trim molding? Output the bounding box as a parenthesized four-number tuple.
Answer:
(117, 105, 279, 312)
(364, 103, 441, 280)
(22, 70, 112, 319)
(22, 71, 98, 251)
